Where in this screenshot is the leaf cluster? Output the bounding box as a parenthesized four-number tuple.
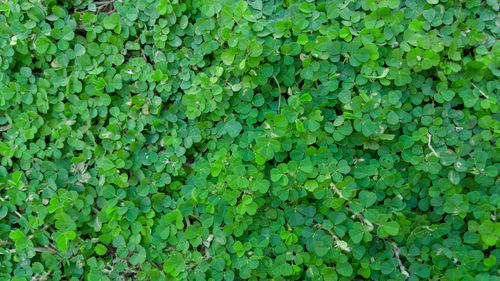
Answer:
(0, 0, 499, 280)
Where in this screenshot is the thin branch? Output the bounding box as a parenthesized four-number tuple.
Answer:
(0, 247, 58, 255)
(347, 207, 374, 229)
(1, 249, 16, 254)
(0, 196, 22, 217)
(427, 134, 439, 158)
(151, 262, 162, 270)
(362, 68, 389, 80)
(330, 183, 346, 199)
(92, 0, 115, 4)
(0, 124, 11, 132)
(272, 75, 282, 114)
(312, 223, 351, 252)
(472, 83, 489, 99)
(184, 249, 213, 271)
(34, 247, 58, 254)
(391, 242, 410, 278)
(330, 183, 374, 229)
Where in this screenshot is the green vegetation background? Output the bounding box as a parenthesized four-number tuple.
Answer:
(0, 0, 499, 280)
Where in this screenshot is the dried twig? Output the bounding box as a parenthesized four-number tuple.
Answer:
(0, 247, 58, 255)
(472, 83, 489, 99)
(312, 223, 351, 252)
(427, 134, 439, 158)
(330, 183, 345, 199)
(0, 196, 22, 217)
(330, 183, 374, 229)
(391, 242, 410, 278)
(0, 124, 11, 132)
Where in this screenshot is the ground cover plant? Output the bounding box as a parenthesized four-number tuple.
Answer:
(0, 0, 499, 280)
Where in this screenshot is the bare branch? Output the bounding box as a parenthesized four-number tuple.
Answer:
(427, 134, 439, 158)
(472, 83, 489, 99)
(0, 124, 11, 132)
(0, 247, 58, 255)
(391, 242, 410, 278)
(312, 224, 351, 252)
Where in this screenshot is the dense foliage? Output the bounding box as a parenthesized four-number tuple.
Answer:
(0, 0, 499, 280)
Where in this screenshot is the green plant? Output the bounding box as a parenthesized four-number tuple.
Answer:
(0, 0, 499, 280)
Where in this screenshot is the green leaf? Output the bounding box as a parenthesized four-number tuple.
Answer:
(354, 47, 371, 63)
(113, 235, 126, 249)
(382, 221, 400, 236)
(313, 234, 333, 256)
(299, 157, 314, 173)
(387, 111, 399, 125)
(287, 210, 305, 226)
(221, 51, 235, 65)
(35, 37, 51, 54)
(448, 170, 461, 184)
(423, 9, 436, 22)
(226, 119, 242, 138)
(249, 40, 263, 57)
(103, 13, 120, 30)
(130, 246, 146, 265)
(88, 269, 103, 281)
(322, 267, 338, 281)
(95, 244, 107, 255)
(304, 180, 318, 192)
(358, 190, 377, 208)
(337, 262, 353, 277)
(164, 251, 186, 276)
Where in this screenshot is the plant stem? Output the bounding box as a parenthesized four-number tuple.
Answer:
(391, 241, 410, 278)
(472, 83, 489, 98)
(427, 134, 439, 158)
